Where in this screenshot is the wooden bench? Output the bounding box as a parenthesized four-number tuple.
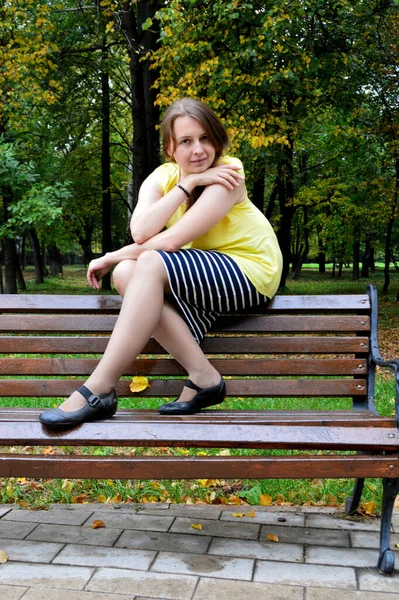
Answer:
(0, 284, 398, 573)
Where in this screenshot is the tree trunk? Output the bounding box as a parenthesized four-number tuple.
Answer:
(47, 244, 63, 276)
(251, 159, 266, 213)
(101, 47, 112, 291)
(276, 140, 295, 289)
(382, 157, 399, 294)
(15, 253, 26, 291)
(292, 208, 309, 280)
(28, 229, 44, 285)
(120, 1, 161, 211)
(361, 233, 373, 278)
(352, 236, 360, 281)
(265, 176, 278, 221)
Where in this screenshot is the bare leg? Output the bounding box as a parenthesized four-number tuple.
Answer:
(60, 255, 220, 411)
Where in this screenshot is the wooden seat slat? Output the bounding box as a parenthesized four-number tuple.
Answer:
(0, 294, 370, 313)
(0, 336, 370, 355)
(0, 358, 368, 376)
(0, 378, 367, 397)
(0, 453, 397, 480)
(0, 420, 396, 450)
(0, 408, 393, 427)
(0, 314, 370, 333)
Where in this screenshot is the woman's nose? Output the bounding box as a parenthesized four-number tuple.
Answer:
(192, 140, 203, 153)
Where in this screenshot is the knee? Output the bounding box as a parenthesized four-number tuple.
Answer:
(112, 260, 136, 296)
(135, 250, 166, 279)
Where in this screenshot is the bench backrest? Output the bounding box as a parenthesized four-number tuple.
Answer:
(0, 291, 373, 410)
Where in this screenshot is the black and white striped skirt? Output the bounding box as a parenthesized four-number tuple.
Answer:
(156, 249, 268, 343)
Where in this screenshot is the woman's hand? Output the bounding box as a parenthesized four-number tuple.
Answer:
(87, 255, 113, 290)
(184, 164, 244, 191)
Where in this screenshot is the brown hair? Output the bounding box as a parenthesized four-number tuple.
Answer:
(161, 98, 230, 209)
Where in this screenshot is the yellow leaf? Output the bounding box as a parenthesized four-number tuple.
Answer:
(259, 494, 272, 506)
(232, 512, 245, 517)
(62, 480, 73, 493)
(97, 494, 107, 503)
(18, 501, 29, 509)
(129, 376, 150, 393)
(219, 449, 231, 456)
(228, 494, 245, 505)
(0, 550, 8, 564)
(92, 520, 105, 529)
(362, 500, 377, 515)
(198, 479, 220, 488)
(245, 510, 256, 517)
(191, 523, 203, 530)
(267, 534, 279, 542)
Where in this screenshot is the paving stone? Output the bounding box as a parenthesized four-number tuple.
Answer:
(170, 517, 260, 540)
(306, 545, 378, 567)
(0, 507, 12, 518)
(350, 531, 399, 549)
(0, 538, 63, 563)
(193, 577, 303, 600)
(3, 509, 90, 526)
(24, 590, 135, 600)
(26, 523, 122, 546)
(221, 510, 305, 527)
(306, 513, 381, 531)
(161, 505, 222, 520)
(259, 524, 350, 547)
(82, 511, 174, 531)
(254, 560, 356, 589)
(115, 529, 211, 554)
(208, 537, 303, 562)
(307, 590, 399, 600)
(151, 551, 254, 580)
(54, 543, 155, 570)
(359, 569, 399, 592)
(0, 585, 28, 600)
(0, 521, 37, 540)
(0, 562, 93, 589)
(87, 567, 197, 599)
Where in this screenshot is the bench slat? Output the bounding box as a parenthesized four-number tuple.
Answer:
(0, 294, 370, 313)
(0, 315, 370, 333)
(0, 408, 392, 427)
(0, 358, 368, 376)
(0, 453, 396, 480)
(0, 336, 370, 354)
(0, 378, 367, 397)
(0, 420, 395, 450)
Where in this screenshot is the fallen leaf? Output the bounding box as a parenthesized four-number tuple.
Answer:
(18, 501, 29, 509)
(219, 449, 231, 456)
(43, 447, 54, 455)
(232, 512, 245, 517)
(191, 523, 203, 530)
(362, 500, 377, 515)
(0, 550, 8, 563)
(245, 510, 256, 517)
(92, 520, 105, 529)
(396, 544, 399, 549)
(267, 534, 279, 542)
(228, 494, 245, 505)
(199, 479, 220, 488)
(61, 479, 73, 493)
(129, 376, 150, 393)
(259, 494, 272, 506)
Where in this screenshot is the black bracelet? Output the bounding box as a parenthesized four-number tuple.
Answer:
(176, 183, 190, 198)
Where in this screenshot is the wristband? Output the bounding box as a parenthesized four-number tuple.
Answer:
(176, 183, 190, 198)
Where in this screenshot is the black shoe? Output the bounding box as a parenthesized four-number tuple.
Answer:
(158, 378, 226, 415)
(39, 385, 118, 428)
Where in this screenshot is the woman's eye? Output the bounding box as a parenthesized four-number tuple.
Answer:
(181, 139, 190, 145)
(200, 135, 208, 141)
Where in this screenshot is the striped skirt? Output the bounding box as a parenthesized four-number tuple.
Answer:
(156, 249, 268, 343)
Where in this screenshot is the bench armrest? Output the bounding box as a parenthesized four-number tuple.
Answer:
(368, 285, 399, 426)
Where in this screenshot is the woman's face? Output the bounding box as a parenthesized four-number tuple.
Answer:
(170, 115, 216, 177)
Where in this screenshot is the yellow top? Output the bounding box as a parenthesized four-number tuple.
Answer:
(152, 156, 282, 298)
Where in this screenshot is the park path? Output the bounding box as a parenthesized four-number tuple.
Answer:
(1, 503, 399, 599)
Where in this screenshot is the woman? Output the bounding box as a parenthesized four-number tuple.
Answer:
(39, 98, 282, 427)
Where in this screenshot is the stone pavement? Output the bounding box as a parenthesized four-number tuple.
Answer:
(1, 503, 399, 600)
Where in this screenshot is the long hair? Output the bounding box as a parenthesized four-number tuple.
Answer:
(161, 98, 229, 209)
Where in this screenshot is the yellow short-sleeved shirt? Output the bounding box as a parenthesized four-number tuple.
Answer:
(152, 156, 283, 298)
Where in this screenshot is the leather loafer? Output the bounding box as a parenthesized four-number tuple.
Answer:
(158, 377, 226, 415)
(39, 385, 118, 428)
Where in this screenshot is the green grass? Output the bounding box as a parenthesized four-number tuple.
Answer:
(1, 264, 398, 511)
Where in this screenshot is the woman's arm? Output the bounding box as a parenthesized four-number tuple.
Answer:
(130, 174, 187, 244)
(130, 163, 243, 244)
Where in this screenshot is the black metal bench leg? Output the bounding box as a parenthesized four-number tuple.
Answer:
(345, 478, 365, 515)
(377, 477, 399, 574)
